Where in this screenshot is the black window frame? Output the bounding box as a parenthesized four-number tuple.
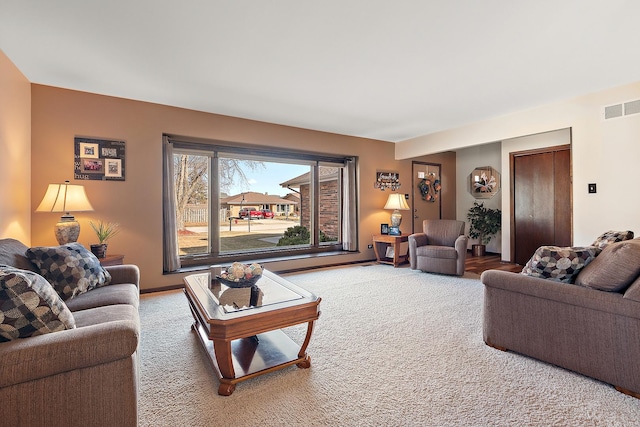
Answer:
(164, 135, 356, 269)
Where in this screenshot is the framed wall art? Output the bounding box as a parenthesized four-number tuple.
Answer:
(74, 137, 125, 181)
(374, 171, 401, 191)
(469, 166, 500, 199)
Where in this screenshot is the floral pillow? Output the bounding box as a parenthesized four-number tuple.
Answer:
(591, 230, 634, 249)
(25, 243, 111, 300)
(521, 245, 601, 283)
(0, 265, 76, 342)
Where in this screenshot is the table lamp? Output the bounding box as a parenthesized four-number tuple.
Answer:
(384, 193, 410, 235)
(36, 180, 94, 245)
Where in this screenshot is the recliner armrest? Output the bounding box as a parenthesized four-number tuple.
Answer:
(454, 235, 468, 254)
(408, 233, 428, 248)
(408, 233, 428, 269)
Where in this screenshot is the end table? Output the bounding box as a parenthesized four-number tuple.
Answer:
(372, 234, 409, 267)
(99, 254, 124, 266)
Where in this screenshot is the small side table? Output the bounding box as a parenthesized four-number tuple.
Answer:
(372, 234, 409, 267)
(99, 254, 124, 266)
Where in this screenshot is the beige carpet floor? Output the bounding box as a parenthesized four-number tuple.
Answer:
(139, 264, 640, 426)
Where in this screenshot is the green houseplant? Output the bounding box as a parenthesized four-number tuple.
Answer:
(89, 220, 120, 258)
(466, 201, 501, 256)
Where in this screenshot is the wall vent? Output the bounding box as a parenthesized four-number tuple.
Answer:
(604, 99, 640, 120)
(624, 100, 640, 116)
(604, 104, 623, 119)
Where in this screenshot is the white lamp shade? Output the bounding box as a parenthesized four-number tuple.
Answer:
(383, 193, 410, 211)
(36, 182, 94, 214)
(36, 181, 93, 245)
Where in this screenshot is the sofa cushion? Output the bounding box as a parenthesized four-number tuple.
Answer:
(64, 283, 139, 311)
(575, 239, 640, 292)
(591, 230, 634, 249)
(521, 245, 601, 283)
(25, 243, 111, 300)
(416, 245, 458, 259)
(0, 265, 76, 342)
(623, 275, 640, 302)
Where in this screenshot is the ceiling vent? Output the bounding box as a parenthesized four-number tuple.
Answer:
(604, 99, 640, 120)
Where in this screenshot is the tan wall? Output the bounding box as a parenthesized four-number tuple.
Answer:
(0, 50, 31, 243)
(29, 85, 452, 290)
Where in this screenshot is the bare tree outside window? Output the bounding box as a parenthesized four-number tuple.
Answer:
(173, 154, 263, 231)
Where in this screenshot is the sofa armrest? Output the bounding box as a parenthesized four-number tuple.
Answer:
(0, 305, 139, 388)
(481, 270, 640, 319)
(105, 264, 140, 288)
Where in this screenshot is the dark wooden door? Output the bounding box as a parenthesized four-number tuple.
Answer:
(512, 146, 572, 265)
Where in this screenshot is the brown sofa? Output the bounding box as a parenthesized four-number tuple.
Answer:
(0, 238, 140, 426)
(481, 238, 640, 397)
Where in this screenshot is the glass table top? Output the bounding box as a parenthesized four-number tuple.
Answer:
(186, 270, 313, 319)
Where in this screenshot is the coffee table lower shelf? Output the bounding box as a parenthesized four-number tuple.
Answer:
(191, 319, 311, 396)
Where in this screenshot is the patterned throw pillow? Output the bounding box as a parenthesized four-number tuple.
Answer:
(25, 243, 111, 300)
(0, 265, 76, 342)
(592, 230, 634, 249)
(521, 245, 601, 283)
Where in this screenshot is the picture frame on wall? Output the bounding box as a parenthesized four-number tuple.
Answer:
(380, 223, 389, 235)
(74, 137, 125, 181)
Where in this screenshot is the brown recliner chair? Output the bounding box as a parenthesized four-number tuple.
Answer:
(408, 220, 468, 276)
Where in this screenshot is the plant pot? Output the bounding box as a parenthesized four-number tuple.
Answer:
(90, 243, 108, 259)
(471, 244, 486, 257)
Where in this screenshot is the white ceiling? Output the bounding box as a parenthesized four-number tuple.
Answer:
(2, 1, 640, 142)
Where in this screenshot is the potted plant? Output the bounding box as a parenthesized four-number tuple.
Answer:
(466, 201, 501, 256)
(89, 220, 120, 258)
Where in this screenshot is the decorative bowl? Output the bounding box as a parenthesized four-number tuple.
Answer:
(216, 275, 260, 288)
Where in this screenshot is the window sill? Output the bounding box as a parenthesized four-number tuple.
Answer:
(166, 250, 356, 275)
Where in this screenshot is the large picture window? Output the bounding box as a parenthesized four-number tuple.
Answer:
(162, 135, 358, 271)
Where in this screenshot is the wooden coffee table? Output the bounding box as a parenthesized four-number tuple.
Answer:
(183, 270, 321, 396)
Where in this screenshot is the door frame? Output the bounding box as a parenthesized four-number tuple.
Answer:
(509, 143, 572, 263)
(411, 161, 442, 234)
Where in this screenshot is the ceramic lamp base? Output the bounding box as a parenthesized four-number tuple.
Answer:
(390, 209, 403, 227)
(54, 220, 80, 245)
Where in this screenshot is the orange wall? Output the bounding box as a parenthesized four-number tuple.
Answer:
(30, 85, 455, 290)
(0, 50, 31, 242)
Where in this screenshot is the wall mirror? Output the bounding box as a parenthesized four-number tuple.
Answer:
(469, 166, 500, 199)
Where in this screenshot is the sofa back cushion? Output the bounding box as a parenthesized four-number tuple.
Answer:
(0, 265, 76, 341)
(0, 238, 38, 272)
(575, 239, 640, 292)
(26, 243, 111, 300)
